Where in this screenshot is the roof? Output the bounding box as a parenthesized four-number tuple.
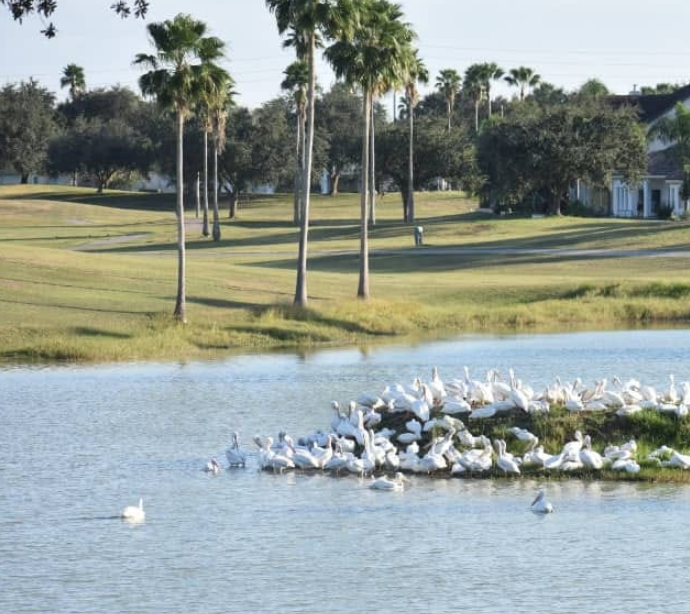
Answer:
(608, 83, 690, 124)
(647, 146, 684, 180)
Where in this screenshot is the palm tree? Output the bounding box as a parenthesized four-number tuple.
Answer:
(326, 0, 415, 299)
(281, 59, 309, 226)
(504, 66, 541, 101)
(211, 80, 235, 241)
(435, 68, 461, 131)
(197, 57, 231, 238)
(266, 0, 357, 308)
(135, 13, 226, 323)
(60, 63, 86, 99)
(482, 62, 504, 116)
(403, 49, 428, 223)
(464, 63, 486, 133)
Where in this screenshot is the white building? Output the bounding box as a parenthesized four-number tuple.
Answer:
(599, 85, 690, 217)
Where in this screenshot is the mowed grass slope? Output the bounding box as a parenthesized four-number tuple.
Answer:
(3, 184, 690, 361)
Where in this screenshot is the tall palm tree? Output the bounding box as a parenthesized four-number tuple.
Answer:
(211, 80, 236, 241)
(60, 63, 86, 99)
(482, 62, 504, 116)
(464, 63, 485, 133)
(504, 66, 541, 101)
(281, 59, 309, 226)
(403, 49, 428, 223)
(266, 0, 357, 308)
(435, 68, 461, 131)
(135, 13, 225, 323)
(197, 56, 231, 238)
(326, 0, 415, 299)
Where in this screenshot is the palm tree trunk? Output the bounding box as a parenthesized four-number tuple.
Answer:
(294, 32, 316, 308)
(407, 101, 415, 223)
(368, 99, 376, 227)
(447, 100, 452, 132)
(195, 172, 200, 218)
(487, 84, 492, 117)
(300, 109, 307, 219)
(358, 90, 371, 300)
(202, 130, 210, 237)
(173, 110, 187, 323)
(212, 133, 221, 241)
(475, 99, 480, 133)
(293, 110, 302, 226)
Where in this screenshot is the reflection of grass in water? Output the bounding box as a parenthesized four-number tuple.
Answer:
(4, 185, 690, 362)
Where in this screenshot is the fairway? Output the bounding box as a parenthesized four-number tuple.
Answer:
(2, 185, 690, 361)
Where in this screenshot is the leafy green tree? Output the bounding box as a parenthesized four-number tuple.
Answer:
(0, 79, 56, 182)
(47, 117, 153, 191)
(57, 86, 143, 126)
(477, 102, 647, 215)
(266, 0, 357, 308)
(577, 78, 610, 100)
(218, 100, 293, 217)
(504, 66, 540, 101)
(60, 63, 86, 100)
(530, 81, 568, 107)
(135, 13, 225, 323)
(314, 82, 361, 196)
(435, 68, 462, 131)
(377, 118, 478, 213)
(326, 0, 415, 299)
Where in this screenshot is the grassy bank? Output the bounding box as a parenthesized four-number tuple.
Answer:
(3, 185, 690, 362)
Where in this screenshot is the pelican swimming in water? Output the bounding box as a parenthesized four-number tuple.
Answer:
(204, 458, 221, 474)
(226, 432, 247, 467)
(369, 472, 409, 491)
(121, 498, 145, 522)
(531, 489, 553, 513)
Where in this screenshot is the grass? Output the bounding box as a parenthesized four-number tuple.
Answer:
(3, 184, 690, 362)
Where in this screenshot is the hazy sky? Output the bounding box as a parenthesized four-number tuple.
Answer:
(3, 0, 690, 112)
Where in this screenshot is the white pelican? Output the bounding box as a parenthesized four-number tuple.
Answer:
(226, 432, 246, 467)
(121, 498, 145, 522)
(508, 426, 539, 448)
(369, 472, 409, 491)
(579, 435, 604, 469)
(495, 439, 520, 475)
(204, 458, 221, 474)
(531, 489, 553, 513)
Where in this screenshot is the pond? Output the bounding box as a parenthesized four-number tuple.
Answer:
(2, 329, 690, 613)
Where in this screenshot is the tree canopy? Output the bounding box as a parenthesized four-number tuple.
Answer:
(477, 102, 647, 214)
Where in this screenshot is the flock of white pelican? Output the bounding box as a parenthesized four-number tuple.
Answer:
(194, 367, 690, 517)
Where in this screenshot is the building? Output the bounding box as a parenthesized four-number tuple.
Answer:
(597, 85, 690, 218)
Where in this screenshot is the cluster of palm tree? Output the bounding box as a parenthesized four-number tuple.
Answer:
(434, 63, 541, 133)
(266, 0, 421, 305)
(134, 13, 234, 322)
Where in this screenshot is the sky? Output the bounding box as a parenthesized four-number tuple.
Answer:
(3, 0, 690, 114)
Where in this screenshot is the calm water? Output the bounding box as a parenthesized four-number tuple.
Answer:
(2, 329, 690, 614)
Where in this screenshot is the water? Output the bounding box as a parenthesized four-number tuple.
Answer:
(2, 329, 690, 613)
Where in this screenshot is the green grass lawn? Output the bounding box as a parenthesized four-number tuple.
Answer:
(3, 184, 690, 361)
